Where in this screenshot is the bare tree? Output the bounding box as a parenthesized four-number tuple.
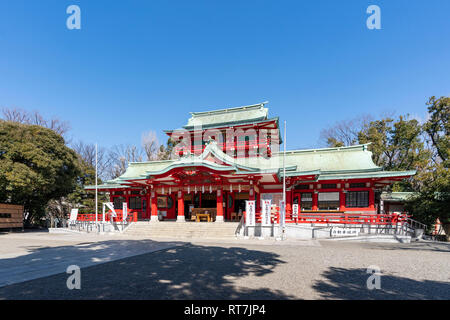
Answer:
(1, 107, 71, 138)
(107, 144, 144, 179)
(141, 130, 160, 161)
(320, 114, 373, 147)
(2, 107, 30, 123)
(72, 141, 111, 181)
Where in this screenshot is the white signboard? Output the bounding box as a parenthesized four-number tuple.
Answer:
(331, 227, 359, 237)
(69, 208, 79, 221)
(123, 202, 128, 221)
(292, 204, 299, 219)
(261, 200, 272, 226)
(245, 200, 256, 227)
(279, 200, 286, 228)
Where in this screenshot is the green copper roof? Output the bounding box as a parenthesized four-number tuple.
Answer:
(381, 192, 417, 202)
(280, 144, 380, 173)
(86, 141, 416, 190)
(184, 102, 269, 128)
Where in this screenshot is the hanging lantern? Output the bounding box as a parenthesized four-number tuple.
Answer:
(162, 186, 165, 194)
(195, 186, 197, 194)
(188, 185, 190, 194)
(209, 185, 212, 193)
(238, 184, 241, 193)
(230, 185, 233, 192)
(169, 187, 172, 194)
(202, 185, 205, 193)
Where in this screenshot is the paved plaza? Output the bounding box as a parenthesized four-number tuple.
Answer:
(0, 231, 449, 299)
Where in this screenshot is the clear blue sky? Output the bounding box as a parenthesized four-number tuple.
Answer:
(0, 0, 449, 150)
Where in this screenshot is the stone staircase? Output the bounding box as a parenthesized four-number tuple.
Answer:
(124, 221, 240, 239)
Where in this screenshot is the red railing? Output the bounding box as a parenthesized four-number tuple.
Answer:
(77, 211, 138, 223)
(290, 212, 408, 225)
(244, 209, 409, 226)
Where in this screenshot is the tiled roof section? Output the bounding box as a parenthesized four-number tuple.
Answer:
(184, 102, 269, 128)
(280, 144, 380, 173)
(85, 142, 415, 190)
(381, 192, 417, 201)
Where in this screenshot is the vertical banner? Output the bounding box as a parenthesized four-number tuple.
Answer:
(261, 199, 272, 226)
(292, 203, 299, 219)
(245, 200, 256, 227)
(123, 202, 128, 221)
(279, 200, 286, 228)
(69, 208, 79, 221)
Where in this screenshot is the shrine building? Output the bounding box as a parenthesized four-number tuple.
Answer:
(86, 102, 415, 223)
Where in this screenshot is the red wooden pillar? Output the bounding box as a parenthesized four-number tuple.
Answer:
(146, 194, 151, 219)
(177, 190, 185, 222)
(150, 191, 158, 222)
(369, 188, 375, 211)
(339, 190, 346, 211)
(286, 190, 292, 218)
(312, 192, 318, 211)
(216, 189, 224, 222)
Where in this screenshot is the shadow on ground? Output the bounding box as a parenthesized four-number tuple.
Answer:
(0, 241, 291, 300)
(369, 241, 450, 253)
(313, 267, 450, 300)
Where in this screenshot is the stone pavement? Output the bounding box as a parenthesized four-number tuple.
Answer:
(0, 231, 181, 287)
(0, 231, 449, 299)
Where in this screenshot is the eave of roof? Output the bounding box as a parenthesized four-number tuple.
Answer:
(164, 117, 279, 132)
(274, 143, 372, 155)
(317, 170, 416, 181)
(381, 191, 417, 201)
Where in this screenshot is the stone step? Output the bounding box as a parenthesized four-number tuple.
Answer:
(124, 222, 240, 239)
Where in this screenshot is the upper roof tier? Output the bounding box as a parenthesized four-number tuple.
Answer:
(180, 102, 276, 130)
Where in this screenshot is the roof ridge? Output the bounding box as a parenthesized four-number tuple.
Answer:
(190, 102, 269, 116)
(276, 143, 372, 155)
(129, 159, 175, 165)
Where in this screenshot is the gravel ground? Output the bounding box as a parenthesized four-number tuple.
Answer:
(0, 232, 449, 300)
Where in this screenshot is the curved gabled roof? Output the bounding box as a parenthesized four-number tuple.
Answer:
(85, 142, 415, 190)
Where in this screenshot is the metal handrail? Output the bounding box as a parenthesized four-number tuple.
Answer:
(235, 214, 245, 236)
(406, 217, 427, 231)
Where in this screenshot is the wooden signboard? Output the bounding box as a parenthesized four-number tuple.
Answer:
(0, 204, 24, 229)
